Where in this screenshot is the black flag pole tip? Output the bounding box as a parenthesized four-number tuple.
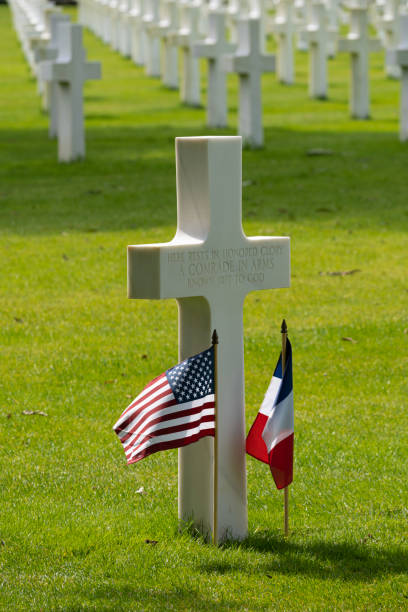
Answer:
(281, 319, 288, 335)
(212, 329, 219, 345)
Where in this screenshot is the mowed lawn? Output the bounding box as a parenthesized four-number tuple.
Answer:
(1, 5, 407, 610)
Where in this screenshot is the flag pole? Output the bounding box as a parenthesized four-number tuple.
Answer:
(212, 329, 219, 545)
(281, 319, 289, 537)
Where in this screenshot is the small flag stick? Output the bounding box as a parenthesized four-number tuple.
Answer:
(212, 329, 219, 545)
(281, 319, 289, 537)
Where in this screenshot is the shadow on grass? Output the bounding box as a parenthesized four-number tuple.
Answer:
(81, 584, 243, 610)
(1, 124, 408, 236)
(200, 531, 408, 583)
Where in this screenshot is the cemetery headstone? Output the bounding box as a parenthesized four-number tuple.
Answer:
(40, 23, 101, 162)
(273, 0, 295, 85)
(127, 136, 290, 541)
(338, 5, 381, 119)
(396, 13, 408, 140)
(129, 0, 148, 66)
(108, 0, 120, 51)
(224, 17, 275, 147)
(154, 0, 180, 89)
(303, 1, 328, 99)
(118, 0, 132, 57)
(171, 1, 202, 106)
(382, 0, 402, 78)
(38, 13, 70, 130)
(193, 9, 236, 127)
(143, 0, 162, 77)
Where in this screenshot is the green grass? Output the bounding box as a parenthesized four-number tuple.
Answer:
(1, 5, 408, 610)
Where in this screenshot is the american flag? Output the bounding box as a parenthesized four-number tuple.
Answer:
(113, 346, 215, 464)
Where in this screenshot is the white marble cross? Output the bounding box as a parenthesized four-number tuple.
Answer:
(127, 136, 290, 542)
(143, 0, 162, 77)
(338, 6, 381, 119)
(40, 23, 101, 162)
(381, 0, 402, 78)
(224, 18, 275, 148)
(154, 0, 180, 89)
(171, 1, 202, 106)
(118, 0, 132, 57)
(295, 0, 312, 52)
(108, 0, 120, 51)
(325, 0, 339, 59)
(302, 1, 328, 99)
(273, 0, 295, 85)
(193, 9, 236, 127)
(129, 0, 148, 66)
(37, 13, 70, 134)
(227, 0, 251, 46)
(396, 13, 408, 141)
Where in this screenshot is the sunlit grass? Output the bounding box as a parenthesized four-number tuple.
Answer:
(0, 5, 407, 611)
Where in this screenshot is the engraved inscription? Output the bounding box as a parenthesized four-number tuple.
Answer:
(167, 245, 283, 289)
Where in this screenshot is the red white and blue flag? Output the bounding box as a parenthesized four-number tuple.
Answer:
(246, 339, 293, 489)
(113, 347, 215, 465)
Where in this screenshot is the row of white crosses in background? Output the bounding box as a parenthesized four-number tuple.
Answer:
(8, 0, 102, 161)
(8, 0, 60, 74)
(80, 0, 275, 146)
(78, 0, 408, 140)
(9, 0, 408, 144)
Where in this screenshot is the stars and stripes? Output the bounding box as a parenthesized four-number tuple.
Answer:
(113, 346, 215, 465)
(246, 338, 293, 490)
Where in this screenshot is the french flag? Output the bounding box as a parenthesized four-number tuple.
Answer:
(246, 339, 293, 490)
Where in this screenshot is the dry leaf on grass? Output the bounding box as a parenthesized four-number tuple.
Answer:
(342, 337, 357, 344)
(22, 410, 48, 416)
(306, 148, 334, 156)
(321, 269, 361, 277)
(145, 539, 158, 545)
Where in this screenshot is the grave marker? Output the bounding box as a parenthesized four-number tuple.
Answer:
(224, 18, 275, 147)
(171, 1, 202, 106)
(144, 0, 162, 77)
(396, 13, 408, 140)
(129, 0, 148, 66)
(303, 1, 328, 99)
(382, 0, 402, 78)
(154, 0, 180, 89)
(338, 6, 381, 119)
(127, 136, 290, 541)
(40, 23, 101, 162)
(273, 0, 295, 85)
(194, 9, 236, 127)
(38, 13, 70, 133)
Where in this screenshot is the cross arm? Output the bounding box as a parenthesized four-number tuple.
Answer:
(128, 235, 290, 300)
(39, 59, 70, 82)
(368, 39, 382, 53)
(261, 55, 276, 73)
(34, 46, 57, 63)
(397, 48, 408, 67)
(84, 61, 102, 81)
(338, 37, 360, 54)
(128, 239, 203, 300)
(193, 39, 218, 59)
